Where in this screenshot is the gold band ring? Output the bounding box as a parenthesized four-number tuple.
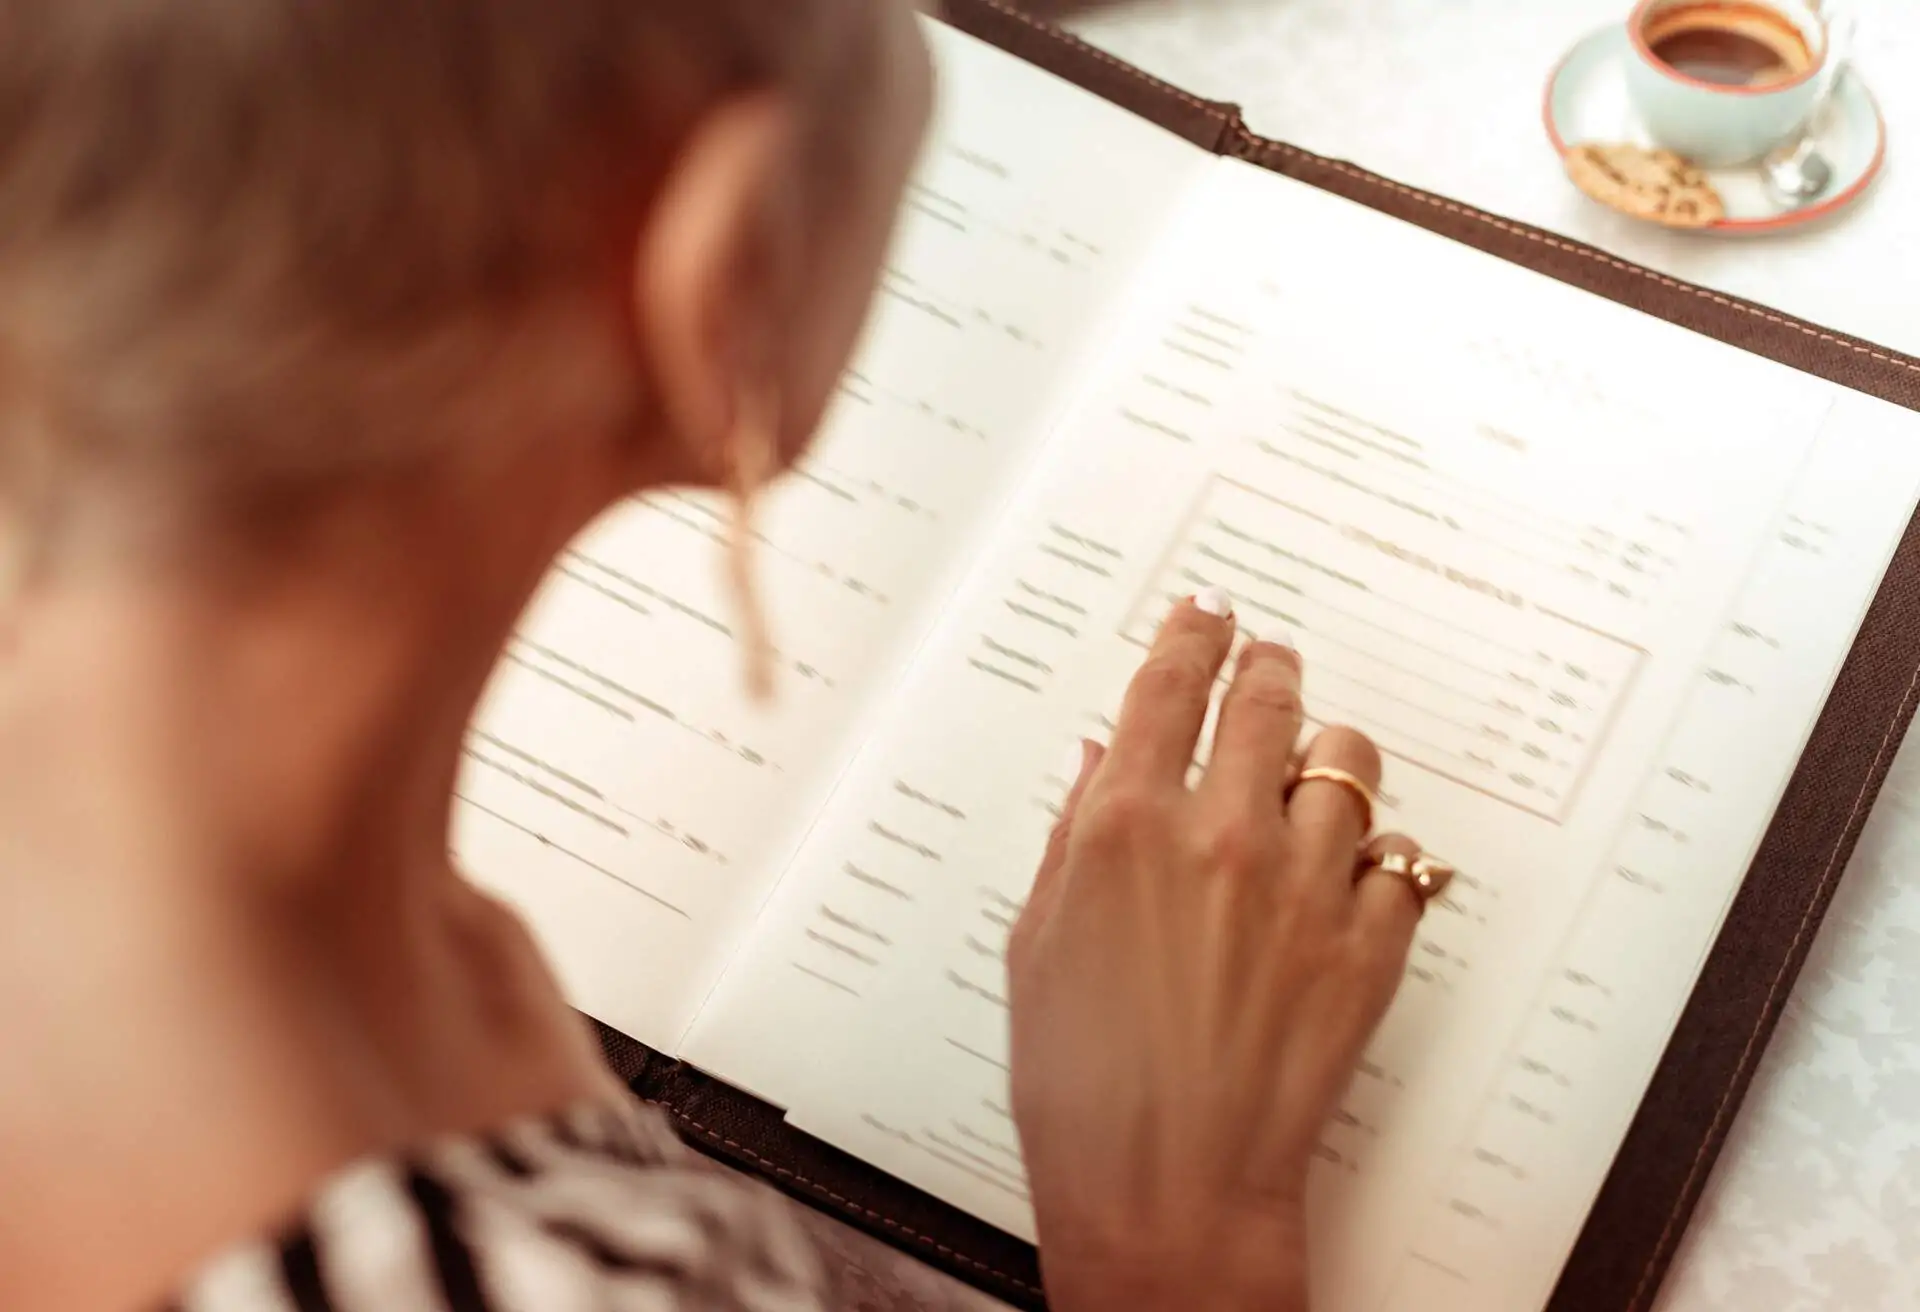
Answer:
(1288, 766, 1376, 834)
(1356, 851, 1457, 905)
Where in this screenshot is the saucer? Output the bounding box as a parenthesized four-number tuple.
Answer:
(1544, 25, 1886, 233)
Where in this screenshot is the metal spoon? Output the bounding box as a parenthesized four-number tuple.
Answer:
(1763, 128, 1834, 202)
(1762, 12, 1857, 204)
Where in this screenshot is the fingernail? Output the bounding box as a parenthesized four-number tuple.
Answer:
(1269, 624, 1296, 650)
(1195, 586, 1234, 619)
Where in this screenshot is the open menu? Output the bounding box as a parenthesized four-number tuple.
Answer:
(455, 19, 1920, 1312)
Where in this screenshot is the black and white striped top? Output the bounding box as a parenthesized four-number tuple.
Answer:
(167, 1100, 827, 1312)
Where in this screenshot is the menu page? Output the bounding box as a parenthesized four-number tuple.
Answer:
(680, 157, 1920, 1312)
(453, 25, 1212, 1049)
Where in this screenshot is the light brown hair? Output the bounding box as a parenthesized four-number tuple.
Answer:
(0, 0, 886, 520)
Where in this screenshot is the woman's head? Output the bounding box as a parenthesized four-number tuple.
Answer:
(0, 0, 932, 554)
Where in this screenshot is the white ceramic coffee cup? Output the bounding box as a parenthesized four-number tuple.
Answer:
(1624, 0, 1828, 167)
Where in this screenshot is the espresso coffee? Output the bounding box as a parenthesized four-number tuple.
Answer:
(1643, 2, 1816, 88)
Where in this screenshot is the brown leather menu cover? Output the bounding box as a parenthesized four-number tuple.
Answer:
(596, 4, 1920, 1308)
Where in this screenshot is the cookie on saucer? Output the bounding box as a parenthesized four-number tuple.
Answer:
(1563, 143, 1726, 228)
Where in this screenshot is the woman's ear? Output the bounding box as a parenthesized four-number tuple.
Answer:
(631, 93, 801, 484)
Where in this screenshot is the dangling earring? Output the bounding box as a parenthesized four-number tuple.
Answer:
(726, 385, 781, 703)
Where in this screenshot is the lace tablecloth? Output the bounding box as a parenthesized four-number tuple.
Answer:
(1058, 2, 1920, 1307)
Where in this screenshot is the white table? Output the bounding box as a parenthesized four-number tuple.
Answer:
(1062, 2, 1920, 1307)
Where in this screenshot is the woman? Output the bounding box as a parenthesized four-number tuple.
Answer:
(0, 1, 1446, 1308)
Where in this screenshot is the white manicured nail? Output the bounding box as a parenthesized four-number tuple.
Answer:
(1269, 624, 1297, 650)
(1195, 586, 1234, 619)
(1061, 741, 1090, 784)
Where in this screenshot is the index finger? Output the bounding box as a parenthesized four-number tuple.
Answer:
(1104, 589, 1237, 786)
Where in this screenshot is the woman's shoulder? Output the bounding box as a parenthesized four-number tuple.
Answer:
(168, 1099, 827, 1312)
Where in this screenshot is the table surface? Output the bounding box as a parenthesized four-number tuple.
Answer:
(1053, 2, 1919, 1308)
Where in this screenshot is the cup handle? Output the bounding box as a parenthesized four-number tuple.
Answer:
(1819, 1, 1858, 71)
(1809, 1, 1857, 126)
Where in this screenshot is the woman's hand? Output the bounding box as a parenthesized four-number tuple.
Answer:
(1009, 592, 1438, 1312)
